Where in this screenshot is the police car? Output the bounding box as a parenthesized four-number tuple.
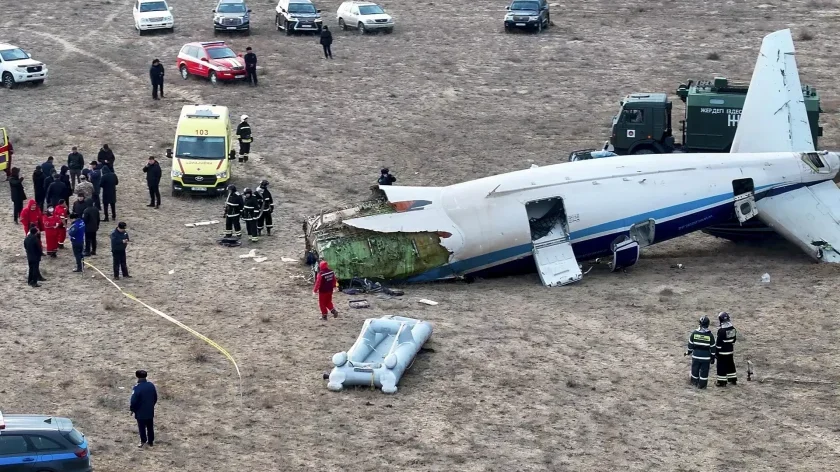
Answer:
(0, 411, 92, 471)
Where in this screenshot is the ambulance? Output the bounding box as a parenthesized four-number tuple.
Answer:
(0, 128, 12, 179)
(169, 105, 235, 196)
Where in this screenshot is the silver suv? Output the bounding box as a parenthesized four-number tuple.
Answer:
(213, 0, 252, 34)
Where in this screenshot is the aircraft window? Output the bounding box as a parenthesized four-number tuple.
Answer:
(622, 109, 644, 124)
(803, 152, 825, 170)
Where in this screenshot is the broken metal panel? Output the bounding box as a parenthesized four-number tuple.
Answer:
(314, 229, 451, 281)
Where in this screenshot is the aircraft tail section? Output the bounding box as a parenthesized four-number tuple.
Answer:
(730, 29, 815, 154)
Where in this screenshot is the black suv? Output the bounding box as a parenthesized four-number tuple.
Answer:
(504, 0, 549, 33)
(0, 412, 92, 472)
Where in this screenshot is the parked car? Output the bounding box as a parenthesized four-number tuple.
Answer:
(133, 0, 175, 35)
(275, 0, 323, 35)
(0, 43, 48, 89)
(503, 0, 549, 33)
(336, 1, 393, 34)
(0, 411, 92, 471)
(177, 41, 247, 85)
(213, 0, 251, 34)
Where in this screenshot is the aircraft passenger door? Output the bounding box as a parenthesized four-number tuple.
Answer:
(733, 178, 758, 223)
(526, 198, 582, 287)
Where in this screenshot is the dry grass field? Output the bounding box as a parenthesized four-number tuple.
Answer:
(3, 0, 840, 470)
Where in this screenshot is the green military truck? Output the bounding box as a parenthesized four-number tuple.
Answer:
(608, 77, 822, 155)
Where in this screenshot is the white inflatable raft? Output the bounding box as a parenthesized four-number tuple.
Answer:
(327, 315, 432, 394)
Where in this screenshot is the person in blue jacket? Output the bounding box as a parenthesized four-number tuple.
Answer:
(130, 369, 158, 448)
(68, 216, 85, 272)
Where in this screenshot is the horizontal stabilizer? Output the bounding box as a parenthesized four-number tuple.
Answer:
(730, 29, 815, 154)
(757, 181, 840, 262)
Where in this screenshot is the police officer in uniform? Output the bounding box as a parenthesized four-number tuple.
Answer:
(236, 115, 253, 162)
(223, 185, 243, 238)
(715, 312, 738, 386)
(686, 315, 716, 389)
(241, 188, 261, 242)
(256, 180, 274, 236)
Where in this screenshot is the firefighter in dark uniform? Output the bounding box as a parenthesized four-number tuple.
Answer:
(378, 167, 396, 186)
(223, 185, 243, 238)
(241, 187, 261, 242)
(243, 47, 257, 86)
(715, 311, 738, 386)
(256, 180, 274, 236)
(254, 185, 264, 236)
(686, 315, 716, 389)
(236, 115, 252, 162)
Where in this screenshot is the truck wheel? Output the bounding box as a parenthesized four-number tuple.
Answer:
(358, 22, 366, 34)
(209, 71, 218, 86)
(2, 72, 14, 89)
(338, 18, 346, 30)
(632, 148, 654, 155)
(536, 21, 542, 33)
(180, 64, 189, 80)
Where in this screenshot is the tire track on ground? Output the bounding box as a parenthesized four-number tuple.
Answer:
(82, 0, 132, 40)
(30, 30, 204, 104)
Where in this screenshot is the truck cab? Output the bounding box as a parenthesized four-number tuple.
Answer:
(609, 77, 822, 155)
(169, 105, 235, 196)
(609, 93, 672, 155)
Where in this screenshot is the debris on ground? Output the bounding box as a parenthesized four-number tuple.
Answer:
(185, 220, 220, 228)
(168, 269, 175, 275)
(383, 288, 404, 296)
(217, 237, 242, 247)
(349, 299, 370, 309)
(670, 264, 685, 269)
(254, 257, 268, 263)
(281, 257, 297, 262)
(418, 299, 438, 306)
(761, 273, 771, 283)
(239, 249, 257, 259)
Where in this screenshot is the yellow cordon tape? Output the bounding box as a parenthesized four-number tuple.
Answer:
(84, 261, 243, 402)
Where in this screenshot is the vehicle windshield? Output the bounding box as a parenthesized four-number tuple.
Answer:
(509, 1, 539, 10)
(140, 1, 168, 12)
(0, 48, 29, 61)
(207, 47, 237, 59)
(358, 5, 384, 14)
(217, 2, 246, 13)
(289, 3, 316, 13)
(176, 136, 226, 159)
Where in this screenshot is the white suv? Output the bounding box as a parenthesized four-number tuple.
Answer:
(337, 1, 393, 34)
(133, 0, 175, 35)
(0, 44, 48, 89)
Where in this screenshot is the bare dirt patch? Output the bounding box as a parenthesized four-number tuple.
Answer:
(3, 0, 840, 470)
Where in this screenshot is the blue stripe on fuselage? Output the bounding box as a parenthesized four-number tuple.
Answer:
(404, 180, 829, 282)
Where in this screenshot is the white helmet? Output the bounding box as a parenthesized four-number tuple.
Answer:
(240, 114, 248, 122)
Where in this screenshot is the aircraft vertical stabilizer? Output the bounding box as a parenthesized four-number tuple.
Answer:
(730, 29, 815, 153)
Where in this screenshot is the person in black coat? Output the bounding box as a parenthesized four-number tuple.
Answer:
(243, 47, 257, 86)
(110, 222, 130, 279)
(40, 156, 55, 179)
(32, 165, 46, 210)
(82, 203, 100, 256)
(97, 145, 115, 171)
(150, 59, 165, 100)
(142, 156, 162, 208)
(71, 193, 92, 218)
(58, 165, 72, 204)
(129, 369, 158, 448)
(24, 225, 44, 287)
(87, 161, 102, 209)
(100, 165, 119, 221)
(320, 25, 333, 59)
(9, 167, 26, 223)
(46, 172, 67, 208)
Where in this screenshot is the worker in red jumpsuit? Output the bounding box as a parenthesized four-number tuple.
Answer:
(41, 207, 61, 257)
(54, 199, 68, 248)
(19, 199, 43, 235)
(313, 260, 339, 320)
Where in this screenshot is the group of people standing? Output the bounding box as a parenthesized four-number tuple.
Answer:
(9, 145, 133, 287)
(686, 312, 739, 389)
(222, 180, 274, 242)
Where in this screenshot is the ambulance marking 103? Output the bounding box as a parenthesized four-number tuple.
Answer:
(699, 107, 742, 127)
